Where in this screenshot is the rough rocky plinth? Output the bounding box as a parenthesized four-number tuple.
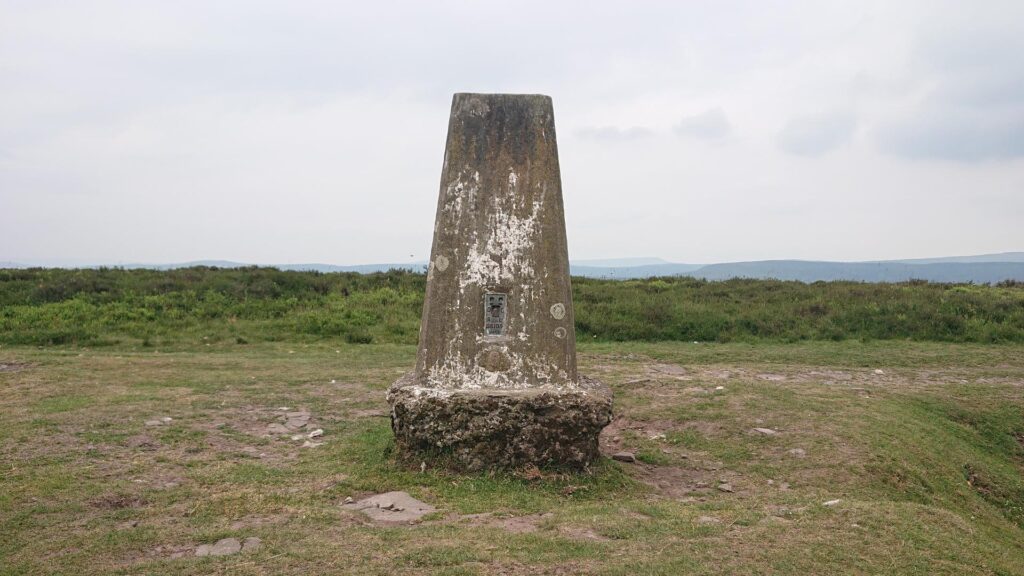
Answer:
(387, 93, 612, 470)
(389, 374, 612, 470)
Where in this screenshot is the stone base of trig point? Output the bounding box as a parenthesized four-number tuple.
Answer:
(388, 373, 612, 471)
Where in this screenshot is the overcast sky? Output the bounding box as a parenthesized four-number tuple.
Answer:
(2, 0, 1022, 266)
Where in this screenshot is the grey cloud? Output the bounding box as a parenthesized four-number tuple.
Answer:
(673, 108, 732, 141)
(777, 112, 856, 156)
(575, 126, 653, 141)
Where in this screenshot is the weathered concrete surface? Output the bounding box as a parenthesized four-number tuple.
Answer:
(388, 93, 612, 470)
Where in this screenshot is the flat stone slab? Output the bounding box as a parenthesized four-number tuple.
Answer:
(195, 536, 261, 557)
(387, 373, 613, 471)
(343, 491, 436, 524)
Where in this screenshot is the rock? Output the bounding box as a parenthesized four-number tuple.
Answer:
(301, 440, 323, 448)
(873, 369, 884, 375)
(787, 448, 807, 458)
(343, 491, 436, 524)
(241, 537, 261, 552)
(290, 435, 304, 441)
(344, 496, 354, 504)
(389, 374, 612, 471)
(284, 411, 310, 429)
(144, 420, 163, 427)
(714, 386, 725, 391)
(611, 451, 636, 463)
(752, 427, 778, 436)
(196, 537, 241, 557)
(823, 499, 842, 507)
(160, 417, 173, 423)
(308, 429, 323, 439)
(266, 423, 290, 435)
(697, 515, 721, 524)
(717, 483, 734, 493)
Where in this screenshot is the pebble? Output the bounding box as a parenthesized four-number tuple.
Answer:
(144, 420, 163, 427)
(308, 429, 323, 439)
(717, 483, 734, 493)
(752, 427, 779, 436)
(697, 515, 721, 524)
(301, 440, 323, 448)
(787, 448, 807, 458)
(611, 451, 636, 463)
(874, 369, 884, 375)
(823, 499, 842, 507)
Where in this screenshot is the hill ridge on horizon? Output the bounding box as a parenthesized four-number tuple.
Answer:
(3, 252, 1024, 283)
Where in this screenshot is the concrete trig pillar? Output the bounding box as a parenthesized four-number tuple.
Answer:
(387, 93, 612, 470)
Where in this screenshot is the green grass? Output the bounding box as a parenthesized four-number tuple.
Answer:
(2, 267, 1023, 347)
(1, 341, 1023, 574)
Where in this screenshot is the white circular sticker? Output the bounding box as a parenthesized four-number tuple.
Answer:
(434, 255, 449, 272)
(554, 327, 567, 339)
(550, 302, 566, 320)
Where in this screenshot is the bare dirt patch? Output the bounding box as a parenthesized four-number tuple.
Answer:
(454, 512, 553, 534)
(90, 493, 148, 510)
(630, 463, 723, 500)
(600, 416, 680, 453)
(647, 363, 692, 380)
(0, 361, 30, 373)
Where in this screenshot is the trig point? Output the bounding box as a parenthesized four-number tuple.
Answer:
(387, 93, 613, 470)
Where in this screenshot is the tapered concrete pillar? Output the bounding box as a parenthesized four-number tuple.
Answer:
(387, 93, 612, 470)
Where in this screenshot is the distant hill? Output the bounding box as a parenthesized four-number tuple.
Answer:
(570, 263, 704, 279)
(3, 252, 1023, 283)
(690, 260, 1024, 283)
(885, 252, 1024, 264)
